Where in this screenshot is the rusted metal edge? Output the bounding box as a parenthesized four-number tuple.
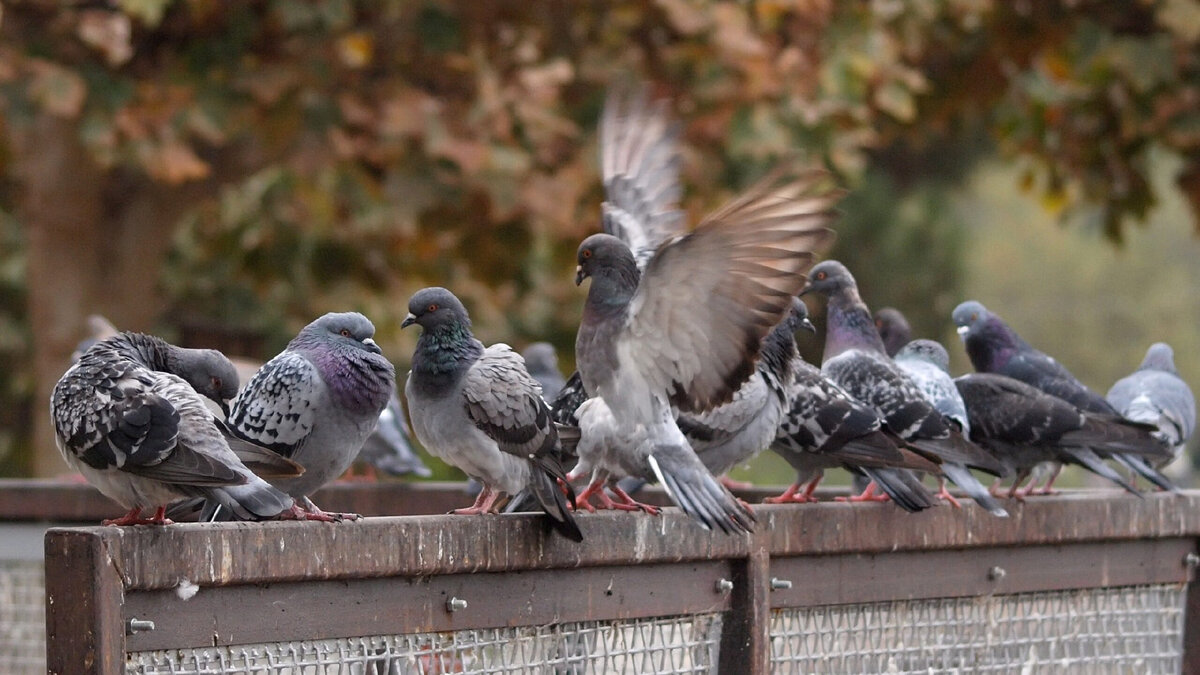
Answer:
(122, 561, 734, 652)
(45, 492, 1200, 591)
(719, 548, 770, 675)
(768, 538, 1197, 608)
(44, 529, 125, 675)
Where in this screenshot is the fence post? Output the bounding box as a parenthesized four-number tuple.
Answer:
(1184, 539, 1200, 675)
(719, 547, 770, 674)
(45, 529, 124, 674)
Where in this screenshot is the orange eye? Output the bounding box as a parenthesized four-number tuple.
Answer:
(970, 313, 978, 322)
(581, 249, 592, 259)
(211, 377, 222, 389)
(340, 329, 352, 337)
(427, 303, 439, 313)
(815, 271, 826, 280)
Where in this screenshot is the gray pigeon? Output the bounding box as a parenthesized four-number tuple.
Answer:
(523, 342, 568, 401)
(956, 372, 1162, 496)
(574, 158, 839, 533)
(802, 261, 1008, 517)
(953, 300, 1175, 492)
(226, 312, 395, 520)
(895, 339, 970, 436)
(873, 307, 912, 357)
(51, 332, 298, 525)
(354, 387, 432, 478)
(1107, 343, 1195, 468)
(403, 287, 582, 542)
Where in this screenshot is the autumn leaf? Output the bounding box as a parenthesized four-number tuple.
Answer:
(77, 10, 134, 67)
(25, 59, 87, 118)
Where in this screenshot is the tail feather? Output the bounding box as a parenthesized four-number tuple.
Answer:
(940, 463, 1008, 517)
(1062, 416, 1171, 459)
(1059, 447, 1142, 495)
(648, 449, 755, 535)
(860, 467, 935, 513)
(1113, 453, 1179, 492)
(528, 462, 583, 542)
(206, 479, 295, 520)
(907, 432, 1005, 476)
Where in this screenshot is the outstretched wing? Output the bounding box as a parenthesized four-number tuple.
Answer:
(617, 167, 840, 418)
(226, 351, 320, 458)
(600, 85, 686, 269)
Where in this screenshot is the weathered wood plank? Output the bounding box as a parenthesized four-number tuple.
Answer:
(44, 529, 124, 674)
(44, 492, 1200, 591)
(719, 548, 770, 675)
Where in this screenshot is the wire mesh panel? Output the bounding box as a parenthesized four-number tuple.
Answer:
(0, 559, 46, 675)
(126, 613, 722, 675)
(769, 583, 1186, 674)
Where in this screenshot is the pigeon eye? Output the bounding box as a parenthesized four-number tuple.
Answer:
(970, 313, 978, 322)
(815, 271, 826, 281)
(211, 377, 221, 390)
(427, 303, 439, 313)
(581, 249, 592, 259)
(340, 329, 352, 337)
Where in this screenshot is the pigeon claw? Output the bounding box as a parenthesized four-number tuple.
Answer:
(103, 506, 174, 526)
(834, 481, 890, 503)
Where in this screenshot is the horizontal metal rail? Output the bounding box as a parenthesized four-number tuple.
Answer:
(40, 491, 1200, 674)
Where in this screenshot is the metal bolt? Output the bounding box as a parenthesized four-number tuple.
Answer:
(988, 566, 1007, 581)
(1184, 553, 1200, 569)
(446, 596, 468, 612)
(125, 618, 155, 635)
(715, 578, 734, 593)
(769, 577, 792, 591)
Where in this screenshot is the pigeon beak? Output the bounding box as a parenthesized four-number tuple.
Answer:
(799, 317, 817, 334)
(362, 337, 382, 354)
(799, 282, 814, 297)
(955, 325, 970, 338)
(401, 314, 417, 329)
(575, 266, 588, 286)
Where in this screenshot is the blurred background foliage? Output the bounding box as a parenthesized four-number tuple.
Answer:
(0, 0, 1197, 480)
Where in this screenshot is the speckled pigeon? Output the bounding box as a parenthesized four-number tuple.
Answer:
(956, 372, 1164, 496)
(403, 287, 582, 542)
(953, 300, 1174, 492)
(895, 339, 970, 436)
(354, 387, 431, 478)
(802, 261, 1008, 517)
(874, 307, 912, 358)
(51, 333, 299, 525)
(523, 342, 568, 402)
(225, 312, 396, 521)
(769, 318, 938, 512)
(1107, 343, 1195, 469)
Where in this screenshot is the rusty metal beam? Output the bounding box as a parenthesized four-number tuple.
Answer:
(44, 529, 125, 674)
(719, 548, 770, 675)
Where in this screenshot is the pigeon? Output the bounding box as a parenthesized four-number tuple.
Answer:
(952, 300, 1175, 492)
(956, 372, 1165, 496)
(51, 332, 299, 525)
(402, 287, 582, 542)
(681, 299, 812, 480)
(573, 156, 839, 533)
(523, 342, 568, 401)
(802, 261, 1008, 517)
(769, 320, 939, 512)
(225, 312, 396, 521)
(1107, 343, 1195, 469)
(354, 387, 432, 479)
(874, 307, 912, 357)
(894, 339, 970, 436)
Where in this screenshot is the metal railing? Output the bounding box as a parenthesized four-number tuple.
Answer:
(35, 487, 1200, 674)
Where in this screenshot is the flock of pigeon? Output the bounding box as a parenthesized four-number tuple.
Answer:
(50, 87, 1195, 543)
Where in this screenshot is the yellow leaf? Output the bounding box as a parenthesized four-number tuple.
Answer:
(117, 0, 171, 27)
(337, 32, 374, 69)
(145, 139, 210, 184)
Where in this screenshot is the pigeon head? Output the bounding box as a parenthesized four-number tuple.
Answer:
(523, 342, 559, 372)
(895, 339, 952, 374)
(296, 312, 382, 356)
(951, 300, 1027, 373)
(575, 233, 639, 288)
(874, 307, 912, 357)
(1139, 342, 1177, 373)
(168, 347, 241, 414)
(784, 297, 817, 334)
(800, 260, 855, 298)
(402, 287, 471, 333)
(950, 301, 992, 340)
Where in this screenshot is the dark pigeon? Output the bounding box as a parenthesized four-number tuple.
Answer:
(803, 261, 1008, 517)
(956, 372, 1167, 496)
(226, 312, 396, 520)
(403, 287, 582, 542)
(953, 300, 1175, 491)
(51, 333, 298, 525)
(874, 307, 912, 358)
(1107, 342, 1195, 469)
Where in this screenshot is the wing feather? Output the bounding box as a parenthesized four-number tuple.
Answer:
(227, 352, 319, 458)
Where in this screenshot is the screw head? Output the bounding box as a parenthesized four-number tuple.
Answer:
(1184, 553, 1200, 569)
(715, 578, 734, 593)
(125, 618, 156, 635)
(988, 566, 1007, 581)
(446, 596, 468, 612)
(769, 577, 793, 591)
